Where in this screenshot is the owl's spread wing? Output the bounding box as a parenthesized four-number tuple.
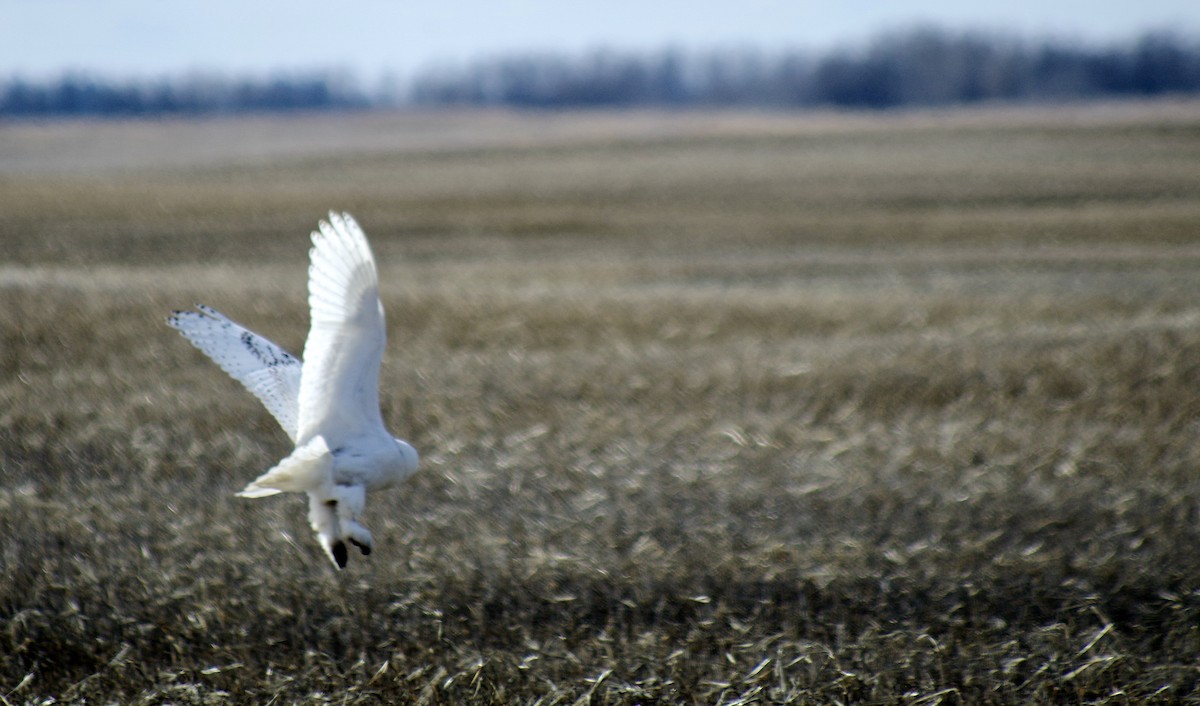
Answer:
(167, 304, 303, 441)
(295, 212, 387, 446)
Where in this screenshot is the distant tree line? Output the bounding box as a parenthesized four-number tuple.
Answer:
(0, 71, 368, 118)
(411, 29, 1200, 109)
(4, 28, 1200, 118)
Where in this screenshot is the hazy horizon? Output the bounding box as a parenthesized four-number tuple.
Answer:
(4, 0, 1198, 81)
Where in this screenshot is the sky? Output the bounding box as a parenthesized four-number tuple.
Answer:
(3, 0, 1199, 81)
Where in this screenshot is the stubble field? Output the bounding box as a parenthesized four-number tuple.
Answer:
(3, 103, 1200, 703)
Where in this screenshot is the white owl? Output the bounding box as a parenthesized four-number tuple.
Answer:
(168, 212, 419, 568)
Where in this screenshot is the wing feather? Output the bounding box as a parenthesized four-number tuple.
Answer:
(167, 305, 303, 441)
(295, 212, 387, 445)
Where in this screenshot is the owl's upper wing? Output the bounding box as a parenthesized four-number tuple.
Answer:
(167, 304, 303, 442)
(295, 212, 387, 446)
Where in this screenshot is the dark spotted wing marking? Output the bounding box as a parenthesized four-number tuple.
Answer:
(240, 329, 297, 368)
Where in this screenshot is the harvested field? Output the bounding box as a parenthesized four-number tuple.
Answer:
(3, 102, 1200, 703)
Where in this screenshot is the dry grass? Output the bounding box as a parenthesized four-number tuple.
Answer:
(3, 103, 1200, 704)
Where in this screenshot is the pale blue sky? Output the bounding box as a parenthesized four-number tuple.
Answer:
(3, 0, 1198, 80)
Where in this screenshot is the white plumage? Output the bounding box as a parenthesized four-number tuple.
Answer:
(168, 212, 419, 568)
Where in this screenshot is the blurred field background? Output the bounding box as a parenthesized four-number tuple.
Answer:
(3, 101, 1200, 703)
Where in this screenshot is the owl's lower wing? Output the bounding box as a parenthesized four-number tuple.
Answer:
(167, 304, 303, 442)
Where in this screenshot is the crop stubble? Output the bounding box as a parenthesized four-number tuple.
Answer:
(3, 103, 1200, 703)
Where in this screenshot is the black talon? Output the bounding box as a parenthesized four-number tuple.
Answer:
(332, 540, 348, 568)
(349, 538, 371, 556)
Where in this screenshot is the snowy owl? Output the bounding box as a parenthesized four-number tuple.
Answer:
(167, 212, 419, 569)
